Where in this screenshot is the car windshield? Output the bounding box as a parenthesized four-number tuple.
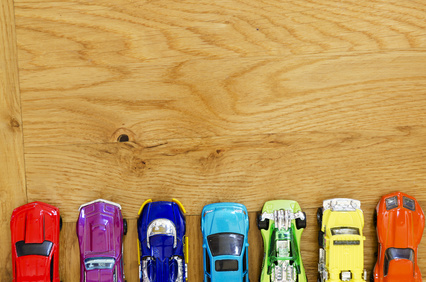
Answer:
(331, 227, 360, 236)
(15, 240, 53, 257)
(147, 219, 177, 248)
(85, 257, 116, 270)
(207, 233, 244, 257)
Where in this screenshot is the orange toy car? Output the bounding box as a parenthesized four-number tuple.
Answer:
(372, 192, 424, 282)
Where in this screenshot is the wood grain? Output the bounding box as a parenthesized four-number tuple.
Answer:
(6, 0, 426, 280)
(0, 0, 28, 279)
(15, 0, 426, 146)
(16, 52, 426, 146)
(24, 129, 426, 219)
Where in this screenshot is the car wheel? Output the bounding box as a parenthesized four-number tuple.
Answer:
(373, 209, 377, 228)
(316, 208, 323, 227)
(59, 216, 63, 232)
(123, 218, 128, 235)
(257, 213, 269, 230)
(318, 230, 324, 248)
(296, 212, 307, 229)
(317, 274, 321, 282)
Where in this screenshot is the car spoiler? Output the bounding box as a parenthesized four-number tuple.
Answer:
(79, 199, 122, 211)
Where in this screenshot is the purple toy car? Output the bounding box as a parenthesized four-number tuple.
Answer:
(77, 199, 127, 282)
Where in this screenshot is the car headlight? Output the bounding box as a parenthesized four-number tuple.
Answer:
(147, 219, 177, 248)
(385, 196, 398, 210)
(403, 196, 416, 211)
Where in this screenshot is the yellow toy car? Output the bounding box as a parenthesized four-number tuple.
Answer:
(317, 198, 367, 282)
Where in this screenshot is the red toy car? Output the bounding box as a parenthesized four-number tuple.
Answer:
(372, 192, 425, 282)
(10, 202, 61, 282)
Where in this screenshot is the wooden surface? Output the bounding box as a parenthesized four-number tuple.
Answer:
(1, 0, 425, 280)
(0, 0, 28, 278)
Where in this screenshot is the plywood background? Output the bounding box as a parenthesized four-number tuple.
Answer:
(1, 0, 425, 280)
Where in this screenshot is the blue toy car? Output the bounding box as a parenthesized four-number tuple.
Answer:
(201, 202, 250, 282)
(137, 199, 188, 282)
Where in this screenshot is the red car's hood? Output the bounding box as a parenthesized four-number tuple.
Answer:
(385, 209, 419, 247)
(85, 269, 115, 282)
(16, 256, 50, 280)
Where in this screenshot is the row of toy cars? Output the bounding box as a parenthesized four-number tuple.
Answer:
(9, 192, 424, 282)
(10, 199, 187, 282)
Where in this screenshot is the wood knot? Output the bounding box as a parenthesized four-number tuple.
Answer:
(112, 128, 135, 143)
(9, 117, 20, 128)
(199, 149, 225, 170)
(131, 157, 147, 175)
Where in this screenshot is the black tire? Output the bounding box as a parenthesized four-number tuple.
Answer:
(59, 216, 63, 232)
(318, 230, 324, 248)
(257, 213, 269, 230)
(316, 207, 323, 227)
(296, 212, 307, 229)
(317, 274, 321, 282)
(123, 218, 128, 235)
(373, 209, 377, 228)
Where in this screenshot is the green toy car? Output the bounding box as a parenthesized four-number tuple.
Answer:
(257, 200, 307, 282)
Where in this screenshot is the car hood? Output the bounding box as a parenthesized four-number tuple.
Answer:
(11, 202, 59, 244)
(377, 192, 425, 248)
(16, 256, 50, 280)
(143, 202, 185, 235)
(202, 203, 248, 236)
(382, 208, 423, 248)
(85, 269, 115, 282)
(77, 202, 122, 256)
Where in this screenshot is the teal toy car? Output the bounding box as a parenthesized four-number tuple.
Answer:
(201, 202, 250, 282)
(257, 200, 307, 282)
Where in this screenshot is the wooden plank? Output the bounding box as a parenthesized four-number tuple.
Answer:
(0, 0, 28, 279)
(14, 0, 426, 61)
(16, 52, 426, 146)
(14, 0, 426, 146)
(25, 130, 426, 219)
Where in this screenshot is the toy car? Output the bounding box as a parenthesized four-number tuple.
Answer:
(257, 200, 307, 282)
(372, 192, 425, 282)
(137, 199, 188, 282)
(317, 198, 367, 282)
(10, 201, 61, 282)
(201, 202, 250, 282)
(77, 199, 127, 282)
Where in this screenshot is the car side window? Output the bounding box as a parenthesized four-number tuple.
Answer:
(384, 248, 414, 276)
(205, 250, 211, 274)
(113, 265, 117, 282)
(50, 255, 54, 282)
(242, 250, 247, 273)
